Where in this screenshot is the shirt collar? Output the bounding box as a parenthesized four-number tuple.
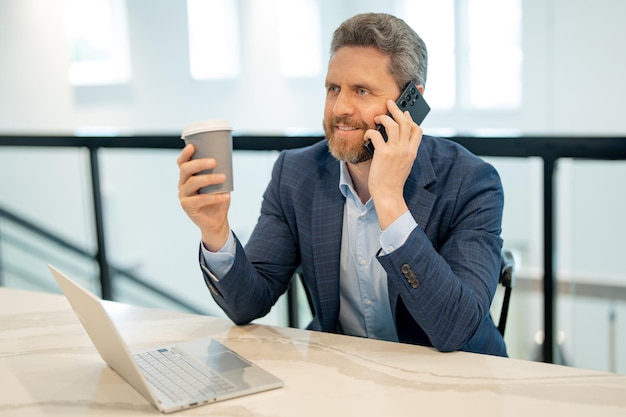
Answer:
(338, 161, 354, 199)
(338, 161, 374, 209)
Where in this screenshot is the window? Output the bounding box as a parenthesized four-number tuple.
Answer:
(187, 0, 240, 79)
(64, 0, 131, 85)
(402, 0, 456, 109)
(466, 0, 522, 109)
(401, 0, 522, 110)
(278, 0, 322, 78)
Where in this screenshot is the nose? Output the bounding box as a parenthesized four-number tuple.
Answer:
(333, 91, 354, 117)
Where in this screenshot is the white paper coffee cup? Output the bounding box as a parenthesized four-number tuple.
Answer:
(181, 120, 233, 194)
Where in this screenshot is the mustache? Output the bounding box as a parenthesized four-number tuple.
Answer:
(329, 116, 370, 130)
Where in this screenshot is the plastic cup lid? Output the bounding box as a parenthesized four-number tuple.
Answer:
(181, 119, 232, 139)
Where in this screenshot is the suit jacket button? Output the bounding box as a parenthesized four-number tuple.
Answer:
(401, 264, 419, 288)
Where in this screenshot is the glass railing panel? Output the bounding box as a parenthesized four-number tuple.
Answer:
(0, 146, 98, 293)
(556, 159, 626, 374)
(486, 156, 544, 360)
(98, 148, 288, 325)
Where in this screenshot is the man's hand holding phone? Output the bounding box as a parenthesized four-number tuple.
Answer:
(365, 84, 428, 230)
(364, 81, 430, 155)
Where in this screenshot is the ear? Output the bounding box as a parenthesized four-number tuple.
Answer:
(416, 84, 425, 95)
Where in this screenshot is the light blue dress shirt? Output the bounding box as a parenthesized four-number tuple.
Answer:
(202, 161, 417, 342)
(336, 161, 416, 342)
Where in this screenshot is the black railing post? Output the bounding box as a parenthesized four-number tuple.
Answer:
(287, 282, 300, 328)
(89, 147, 112, 300)
(542, 156, 557, 363)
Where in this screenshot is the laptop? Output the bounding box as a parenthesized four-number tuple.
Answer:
(48, 265, 284, 414)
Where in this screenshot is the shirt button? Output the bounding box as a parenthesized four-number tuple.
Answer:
(387, 245, 394, 252)
(359, 259, 367, 266)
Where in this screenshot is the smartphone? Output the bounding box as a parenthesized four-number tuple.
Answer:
(364, 81, 430, 155)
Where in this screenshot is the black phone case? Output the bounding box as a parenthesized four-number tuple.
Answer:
(364, 82, 430, 155)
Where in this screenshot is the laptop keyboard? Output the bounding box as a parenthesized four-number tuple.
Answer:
(134, 347, 237, 402)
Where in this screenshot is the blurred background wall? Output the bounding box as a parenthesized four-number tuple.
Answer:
(1, 0, 625, 373)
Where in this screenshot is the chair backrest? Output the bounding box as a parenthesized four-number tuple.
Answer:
(497, 249, 516, 336)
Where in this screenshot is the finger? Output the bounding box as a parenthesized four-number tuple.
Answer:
(177, 145, 198, 186)
(387, 100, 411, 128)
(386, 99, 403, 120)
(407, 116, 423, 155)
(177, 144, 195, 167)
(373, 111, 398, 147)
(364, 127, 385, 152)
(179, 170, 225, 198)
(178, 156, 217, 189)
(180, 189, 230, 212)
(384, 100, 414, 143)
(394, 108, 412, 142)
(177, 145, 219, 181)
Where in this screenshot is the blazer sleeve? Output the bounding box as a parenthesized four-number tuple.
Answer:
(377, 157, 504, 353)
(200, 150, 301, 325)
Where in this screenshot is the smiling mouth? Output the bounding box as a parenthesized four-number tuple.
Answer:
(336, 125, 360, 131)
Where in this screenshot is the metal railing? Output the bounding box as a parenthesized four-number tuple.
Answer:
(0, 204, 206, 313)
(2, 133, 626, 363)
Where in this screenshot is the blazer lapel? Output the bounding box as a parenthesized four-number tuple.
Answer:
(310, 157, 344, 331)
(404, 141, 437, 229)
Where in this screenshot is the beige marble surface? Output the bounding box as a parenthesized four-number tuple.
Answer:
(2, 286, 626, 416)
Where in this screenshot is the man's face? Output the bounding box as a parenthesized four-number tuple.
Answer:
(324, 46, 401, 164)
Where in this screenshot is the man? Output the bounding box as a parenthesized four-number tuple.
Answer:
(178, 13, 507, 356)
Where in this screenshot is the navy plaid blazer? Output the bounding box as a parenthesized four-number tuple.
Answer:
(202, 135, 507, 357)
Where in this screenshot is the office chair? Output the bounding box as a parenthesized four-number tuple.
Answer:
(497, 249, 516, 337)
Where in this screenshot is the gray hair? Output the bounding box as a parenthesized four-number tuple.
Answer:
(330, 13, 428, 89)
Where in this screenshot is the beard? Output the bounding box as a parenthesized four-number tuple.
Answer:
(324, 116, 373, 164)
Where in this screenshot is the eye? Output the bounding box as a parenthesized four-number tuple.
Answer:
(356, 88, 368, 96)
(326, 85, 340, 95)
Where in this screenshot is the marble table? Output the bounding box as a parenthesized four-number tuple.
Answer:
(2, 286, 626, 416)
